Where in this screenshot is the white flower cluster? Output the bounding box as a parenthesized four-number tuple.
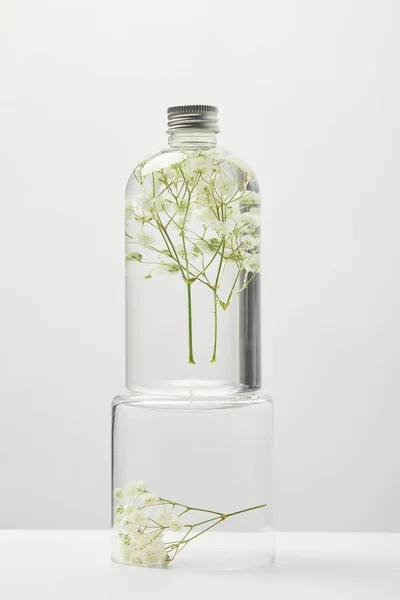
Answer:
(125, 150, 261, 362)
(113, 480, 267, 568)
(125, 150, 261, 278)
(114, 481, 185, 566)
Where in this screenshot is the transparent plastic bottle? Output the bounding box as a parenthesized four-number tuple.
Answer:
(112, 105, 274, 570)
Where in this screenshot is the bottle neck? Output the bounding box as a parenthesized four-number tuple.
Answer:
(168, 130, 217, 150)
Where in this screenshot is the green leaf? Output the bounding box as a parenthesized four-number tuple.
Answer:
(126, 252, 143, 262)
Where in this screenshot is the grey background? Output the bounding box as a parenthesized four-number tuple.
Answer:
(1, 0, 399, 531)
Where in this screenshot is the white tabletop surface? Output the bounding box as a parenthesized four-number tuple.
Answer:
(1, 531, 399, 599)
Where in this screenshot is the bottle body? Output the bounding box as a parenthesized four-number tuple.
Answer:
(113, 107, 273, 569)
(125, 146, 261, 394)
(112, 393, 274, 569)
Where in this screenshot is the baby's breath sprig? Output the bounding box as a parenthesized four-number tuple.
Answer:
(114, 480, 266, 566)
(125, 150, 261, 363)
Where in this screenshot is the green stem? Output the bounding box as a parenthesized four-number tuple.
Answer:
(165, 502, 268, 563)
(186, 282, 195, 364)
(225, 504, 267, 518)
(179, 184, 196, 364)
(223, 267, 242, 307)
(190, 239, 224, 283)
(119, 487, 267, 566)
(231, 271, 259, 301)
(176, 518, 222, 545)
(142, 218, 211, 287)
(158, 497, 223, 516)
(155, 217, 185, 278)
(186, 515, 220, 528)
(128, 159, 262, 370)
(211, 236, 226, 362)
(184, 503, 266, 542)
(211, 289, 218, 363)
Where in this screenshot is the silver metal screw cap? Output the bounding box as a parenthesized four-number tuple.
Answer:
(167, 105, 219, 133)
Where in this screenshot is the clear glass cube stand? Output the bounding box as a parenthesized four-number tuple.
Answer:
(111, 392, 274, 570)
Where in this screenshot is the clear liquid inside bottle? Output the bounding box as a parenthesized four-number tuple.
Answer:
(125, 131, 261, 396)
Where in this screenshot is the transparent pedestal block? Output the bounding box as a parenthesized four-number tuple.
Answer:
(111, 392, 274, 570)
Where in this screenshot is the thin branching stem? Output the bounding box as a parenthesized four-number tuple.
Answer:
(126, 152, 261, 363)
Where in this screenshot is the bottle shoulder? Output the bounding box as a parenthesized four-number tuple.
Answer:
(126, 146, 259, 197)
(113, 391, 273, 411)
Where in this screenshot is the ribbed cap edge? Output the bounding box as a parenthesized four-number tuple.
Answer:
(167, 105, 219, 133)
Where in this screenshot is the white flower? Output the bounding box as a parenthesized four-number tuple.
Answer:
(169, 517, 185, 533)
(123, 504, 135, 515)
(183, 155, 213, 179)
(125, 200, 135, 219)
(133, 531, 160, 549)
(239, 212, 260, 227)
(121, 517, 140, 535)
(154, 195, 174, 211)
(134, 534, 150, 549)
(124, 482, 136, 496)
(140, 537, 166, 565)
(157, 510, 175, 526)
(181, 158, 198, 180)
(121, 546, 131, 561)
(242, 190, 260, 204)
(216, 221, 235, 235)
(127, 196, 153, 222)
(115, 504, 124, 515)
(130, 507, 148, 526)
(195, 191, 213, 207)
(195, 155, 213, 172)
(241, 234, 260, 251)
(195, 178, 211, 196)
(125, 480, 145, 497)
(136, 192, 154, 208)
(114, 488, 124, 500)
(206, 217, 240, 237)
(142, 493, 159, 506)
(151, 537, 165, 551)
(204, 147, 226, 162)
(142, 547, 161, 564)
(130, 551, 144, 564)
(194, 206, 215, 223)
(231, 210, 260, 233)
(135, 207, 153, 222)
(115, 514, 123, 527)
(161, 165, 178, 184)
(119, 533, 132, 547)
(226, 154, 257, 180)
(215, 173, 237, 197)
(132, 231, 155, 246)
